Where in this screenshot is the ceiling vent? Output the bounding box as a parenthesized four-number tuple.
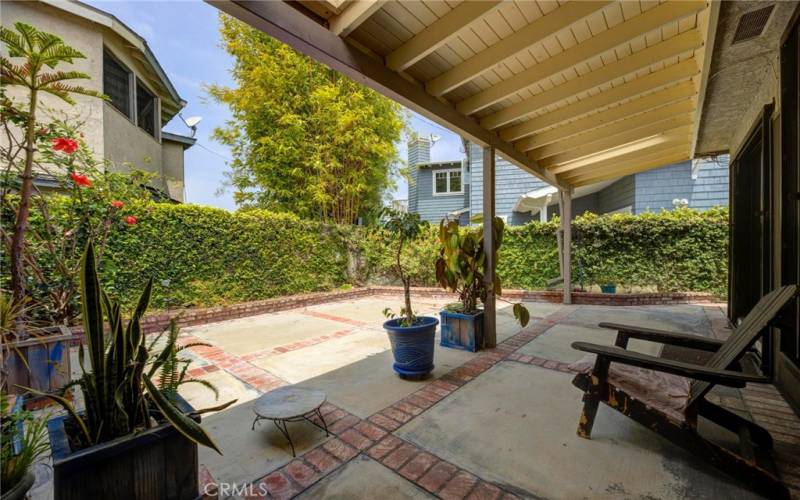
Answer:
(732, 5, 775, 44)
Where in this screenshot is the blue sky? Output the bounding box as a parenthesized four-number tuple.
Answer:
(88, 1, 463, 210)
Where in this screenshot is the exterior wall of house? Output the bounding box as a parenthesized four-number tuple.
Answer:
(414, 165, 467, 224)
(2, 1, 105, 156)
(468, 143, 548, 224)
(1, 1, 189, 200)
(407, 136, 431, 214)
(161, 140, 187, 202)
(598, 176, 635, 213)
(103, 102, 164, 172)
(633, 158, 729, 213)
(408, 140, 729, 225)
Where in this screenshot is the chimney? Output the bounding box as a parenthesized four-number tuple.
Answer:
(408, 134, 431, 167)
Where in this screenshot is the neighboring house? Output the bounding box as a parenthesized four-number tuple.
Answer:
(2, 0, 195, 201)
(408, 135, 729, 225)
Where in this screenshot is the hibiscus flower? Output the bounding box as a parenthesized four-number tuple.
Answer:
(52, 137, 79, 154)
(69, 172, 92, 187)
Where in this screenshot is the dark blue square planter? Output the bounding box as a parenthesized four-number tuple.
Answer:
(440, 309, 484, 352)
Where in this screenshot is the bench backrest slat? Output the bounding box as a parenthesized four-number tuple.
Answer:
(688, 285, 798, 406)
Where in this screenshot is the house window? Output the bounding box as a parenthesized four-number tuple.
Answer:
(433, 169, 463, 195)
(103, 51, 131, 118)
(135, 79, 156, 137)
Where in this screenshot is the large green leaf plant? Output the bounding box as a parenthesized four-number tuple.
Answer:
(28, 241, 235, 453)
(435, 218, 530, 327)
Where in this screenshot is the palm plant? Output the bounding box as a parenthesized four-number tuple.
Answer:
(1, 22, 105, 319)
(29, 241, 234, 453)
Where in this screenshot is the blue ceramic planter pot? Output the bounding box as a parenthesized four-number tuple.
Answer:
(383, 316, 438, 378)
(600, 284, 617, 294)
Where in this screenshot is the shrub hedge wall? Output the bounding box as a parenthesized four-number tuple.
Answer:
(26, 200, 728, 309)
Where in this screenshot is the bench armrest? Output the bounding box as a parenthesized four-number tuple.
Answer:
(598, 322, 726, 351)
(571, 341, 769, 387)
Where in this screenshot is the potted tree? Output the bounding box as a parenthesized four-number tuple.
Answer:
(435, 218, 530, 352)
(29, 241, 235, 500)
(380, 208, 438, 378)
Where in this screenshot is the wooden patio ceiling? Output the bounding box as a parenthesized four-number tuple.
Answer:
(210, 0, 719, 189)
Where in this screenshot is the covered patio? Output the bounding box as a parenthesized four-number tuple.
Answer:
(186, 1, 800, 498)
(101, 293, 799, 499)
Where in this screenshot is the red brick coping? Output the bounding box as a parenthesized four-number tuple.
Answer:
(66, 286, 721, 341)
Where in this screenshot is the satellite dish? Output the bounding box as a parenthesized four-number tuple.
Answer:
(429, 134, 441, 145)
(179, 113, 203, 137)
(184, 116, 203, 128)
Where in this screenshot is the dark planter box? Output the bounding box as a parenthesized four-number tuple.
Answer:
(47, 396, 199, 500)
(2, 326, 73, 395)
(440, 309, 484, 352)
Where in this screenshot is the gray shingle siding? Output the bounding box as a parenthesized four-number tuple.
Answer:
(469, 143, 548, 222)
(407, 137, 729, 225)
(407, 137, 431, 214)
(597, 176, 635, 213)
(633, 157, 729, 213)
(415, 165, 467, 223)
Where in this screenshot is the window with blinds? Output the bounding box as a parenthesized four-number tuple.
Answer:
(103, 51, 131, 118)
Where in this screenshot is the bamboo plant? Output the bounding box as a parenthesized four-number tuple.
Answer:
(435, 218, 530, 326)
(28, 241, 234, 453)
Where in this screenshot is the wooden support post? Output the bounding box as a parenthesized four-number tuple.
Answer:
(560, 189, 572, 304)
(483, 146, 497, 348)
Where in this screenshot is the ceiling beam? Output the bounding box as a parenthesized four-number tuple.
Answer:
(481, 29, 702, 130)
(457, 0, 707, 116)
(560, 144, 689, 182)
(500, 59, 697, 142)
(425, 1, 610, 97)
(551, 134, 691, 174)
(385, 1, 502, 72)
(208, 0, 563, 188)
(328, 0, 385, 37)
(689, 0, 721, 158)
(540, 123, 694, 169)
(567, 150, 690, 186)
(532, 113, 694, 161)
(516, 85, 696, 151)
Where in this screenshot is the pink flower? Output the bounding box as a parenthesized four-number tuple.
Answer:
(125, 216, 137, 226)
(111, 200, 124, 209)
(69, 172, 92, 187)
(52, 137, 78, 154)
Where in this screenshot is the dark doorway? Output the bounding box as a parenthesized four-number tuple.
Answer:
(779, 15, 799, 370)
(729, 105, 773, 323)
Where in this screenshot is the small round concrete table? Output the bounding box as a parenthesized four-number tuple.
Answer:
(251, 387, 329, 457)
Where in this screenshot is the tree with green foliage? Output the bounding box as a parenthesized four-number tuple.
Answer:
(208, 14, 405, 224)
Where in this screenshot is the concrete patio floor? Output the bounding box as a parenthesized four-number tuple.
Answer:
(158, 294, 800, 499)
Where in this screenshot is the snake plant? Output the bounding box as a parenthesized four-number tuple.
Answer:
(28, 241, 232, 453)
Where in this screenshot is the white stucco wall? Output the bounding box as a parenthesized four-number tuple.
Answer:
(1, 1, 105, 156)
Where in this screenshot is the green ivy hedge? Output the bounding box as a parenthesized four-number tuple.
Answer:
(22, 200, 728, 310)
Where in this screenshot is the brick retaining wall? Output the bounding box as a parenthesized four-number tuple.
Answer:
(68, 286, 722, 342)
